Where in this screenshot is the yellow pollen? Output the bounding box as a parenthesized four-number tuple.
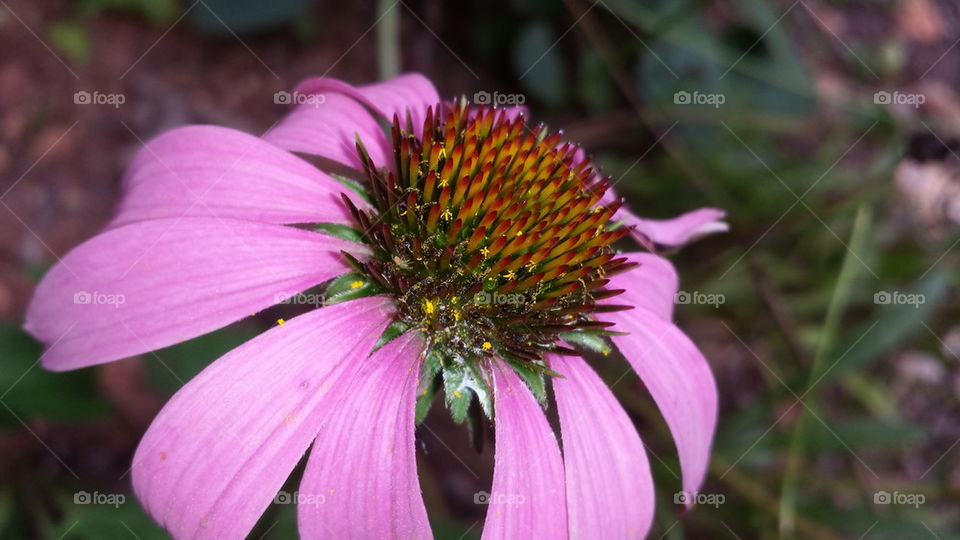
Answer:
(453, 391, 462, 398)
(440, 209, 453, 221)
(524, 261, 538, 272)
(503, 271, 517, 280)
(350, 280, 364, 289)
(480, 247, 491, 258)
(277, 318, 285, 327)
(482, 341, 493, 350)
(423, 299, 437, 316)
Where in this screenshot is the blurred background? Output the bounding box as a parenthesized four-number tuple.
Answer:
(1, 0, 959, 538)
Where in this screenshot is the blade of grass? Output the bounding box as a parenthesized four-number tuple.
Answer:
(778, 204, 872, 537)
(377, 0, 401, 80)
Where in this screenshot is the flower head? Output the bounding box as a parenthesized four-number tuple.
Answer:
(23, 74, 724, 539)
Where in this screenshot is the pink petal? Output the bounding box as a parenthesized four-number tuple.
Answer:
(606, 251, 678, 320)
(132, 297, 395, 540)
(297, 331, 431, 539)
(605, 306, 718, 501)
(615, 205, 728, 247)
(262, 92, 392, 170)
(600, 185, 727, 247)
(111, 125, 358, 227)
(300, 73, 440, 138)
(24, 218, 364, 370)
(627, 207, 728, 247)
(552, 354, 655, 537)
(482, 363, 567, 539)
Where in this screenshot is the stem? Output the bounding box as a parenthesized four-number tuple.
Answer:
(778, 204, 872, 537)
(376, 0, 401, 80)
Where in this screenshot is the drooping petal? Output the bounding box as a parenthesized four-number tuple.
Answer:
(300, 73, 440, 138)
(606, 251, 678, 320)
(601, 185, 727, 247)
(297, 331, 431, 539)
(24, 218, 364, 370)
(626, 207, 728, 247)
(482, 364, 567, 539)
(132, 297, 394, 540)
(111, 125, 358, 227)
(552, 354, 655, 537)
(606, 306, 718, 501)
(262, 92, 393, 170)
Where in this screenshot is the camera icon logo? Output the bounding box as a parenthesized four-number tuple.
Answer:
(673, 91, 691, 105)
(74, 491, 91, 504)
(873, 91, 891, 105)
(874, 490, 891, 504)
(274, 491, 292, 504)
(274, 91, 292, 105)
(74, 91, 91, 105)
(474, 291, 491, 305)
(74, 291, 92, 305)
(474, 491, 490, 504)
(873, 291, 891, 305)
(674, 291, 691, 305)
(473, 91, 491, 105)
(673, 491, 691, 505)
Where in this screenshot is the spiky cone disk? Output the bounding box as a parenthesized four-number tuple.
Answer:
(342, 101, 636, 377)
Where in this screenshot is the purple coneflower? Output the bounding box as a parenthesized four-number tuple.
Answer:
(25, 74, 724, 538)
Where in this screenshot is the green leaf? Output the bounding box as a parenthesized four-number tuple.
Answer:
(323, 273, 383, 306)
(49, 20, 90, 65)
(826, 268, 951, 381)
(806, 418, 926, 451)
(443, 368, 472, 424)
(313, 223, 364, 243)
(0, 485, 11, 537)
(53, 492, 167, 539)
(415, 351, 442, 424)
(561, 330, 613, 356)
(503, 358, 548, 405)
(0, 325, 108, 424)
(442, 361, 491, 423)
(577, 49, 614, 112)
(513, 23, 566, 107)
(188, 0, 317, 35)
(145, 324, 259, 395)
(74, 0, 179, 25)
(372, 320, 411, 352)
(330, 174, 372, 204)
